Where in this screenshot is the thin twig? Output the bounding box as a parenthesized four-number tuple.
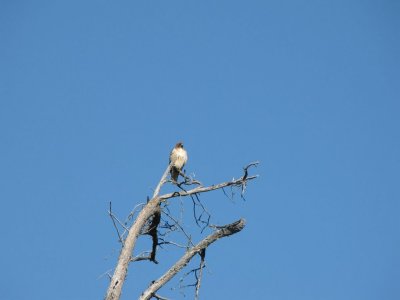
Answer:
(241, 161, 259, 198)
(158, 240, 187, 249)
(153, 294, 169, 300)
(109, 202, 124, 244)
(121, 202, 146, 239)
(127, 202, 146, 222)
(98, 269, 113, 281)
(162, 209, 194, 247)
(190, 193, 211, 232)
(131, 251, 155, 263)
(195, 249, 206, 300)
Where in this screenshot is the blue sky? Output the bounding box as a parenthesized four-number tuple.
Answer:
(1, 1, 399, 299)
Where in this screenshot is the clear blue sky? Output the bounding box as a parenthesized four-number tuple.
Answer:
(1, 1, 399, 299)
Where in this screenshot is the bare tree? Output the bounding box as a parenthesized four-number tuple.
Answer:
(104, 151, 258, 300)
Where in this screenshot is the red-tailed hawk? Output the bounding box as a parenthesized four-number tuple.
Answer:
(169, 142, 188, 182)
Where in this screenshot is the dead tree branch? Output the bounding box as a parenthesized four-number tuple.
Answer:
(153, 164, 172, 198)
(153, 294, 169, 300)
(130, 251, 153, 263)
(108, 202, 124, 245)
(145, 205, 161, 264)
(195, 249, 206, 300)
(105, 164, 171, 300)
(159, 175, 258, 202)
(105, 161, 257, 300)
(139, 219, 246, 300)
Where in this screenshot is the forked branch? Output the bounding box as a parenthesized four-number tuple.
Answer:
(139, 219, 246, 300)
(160, 175, 258, 201)
(105, 162, 257, 300)
(105, 164, 172, 300)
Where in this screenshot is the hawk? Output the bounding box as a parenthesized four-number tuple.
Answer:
(169, 142, 188, 182)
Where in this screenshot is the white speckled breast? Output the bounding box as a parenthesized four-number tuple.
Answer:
(170, 148, 188, 169)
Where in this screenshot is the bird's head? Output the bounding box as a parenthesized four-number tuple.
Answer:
(175, 142, 184, 148)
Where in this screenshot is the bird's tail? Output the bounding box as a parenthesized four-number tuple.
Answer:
(170, 167, 179, 182)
